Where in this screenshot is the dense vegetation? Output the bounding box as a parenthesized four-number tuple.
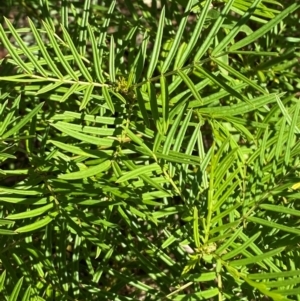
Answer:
(0, 0, 300, 300)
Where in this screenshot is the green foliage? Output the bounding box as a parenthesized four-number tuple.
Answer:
(0, 0, 299, 300)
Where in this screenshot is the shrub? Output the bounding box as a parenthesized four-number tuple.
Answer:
(0, 0, 299, 300)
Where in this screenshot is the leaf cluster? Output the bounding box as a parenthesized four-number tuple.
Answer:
(0, 0, 299, 300)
